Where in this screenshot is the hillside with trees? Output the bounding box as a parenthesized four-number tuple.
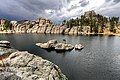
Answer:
(62, 10, 120, 34)
(0, 10, 120, 35)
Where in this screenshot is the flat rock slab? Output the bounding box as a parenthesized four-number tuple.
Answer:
(0, 41, 11, 48)
(0, 41, 10, 44)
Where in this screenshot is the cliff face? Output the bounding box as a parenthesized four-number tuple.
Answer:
(0, 41, 67, 80)
(0, 17, 90, 35)
(84, 10, 96, 19)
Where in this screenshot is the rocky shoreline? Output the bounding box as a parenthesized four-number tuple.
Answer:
(0, 11, 120, 36)
(0, 41, 67, 80)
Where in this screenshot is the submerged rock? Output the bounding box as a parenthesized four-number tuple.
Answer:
(0, 41, 67, 80)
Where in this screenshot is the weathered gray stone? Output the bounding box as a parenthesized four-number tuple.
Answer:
(55, 43, 74, 51)
(0, 51, 67, 80)
(0, 41, 10, 48)
(75, 44, 84, 50)
(36, 40, 57, 49)
(0, 41, 67, 80)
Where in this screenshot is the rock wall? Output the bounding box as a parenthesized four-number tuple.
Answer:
(0, 18, 90, 34)
(0, 41, 67, 80)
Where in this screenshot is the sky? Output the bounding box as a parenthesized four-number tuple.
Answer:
(0, 0, 120, 23)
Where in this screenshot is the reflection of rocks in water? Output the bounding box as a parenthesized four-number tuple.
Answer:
(55, 50, 72, 54)
(0, 40, 67, 80)
(43, 48, 55, 52)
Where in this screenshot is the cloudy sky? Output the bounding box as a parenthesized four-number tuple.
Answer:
(0, 0, 120, 23)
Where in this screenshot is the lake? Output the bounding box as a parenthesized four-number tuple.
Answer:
(0, 33, 120, 80)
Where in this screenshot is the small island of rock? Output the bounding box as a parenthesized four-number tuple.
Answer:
(36, 39, 84, 52)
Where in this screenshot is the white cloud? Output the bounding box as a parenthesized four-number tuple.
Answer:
(0, 0, 119, 23)
(45, 9, 55, 14)
(45, 0, 120, 23)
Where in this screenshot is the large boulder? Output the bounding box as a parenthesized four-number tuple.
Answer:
(0, 41, 11, 48)
(36, 40, 76, 52)
(75, 44, 84, 50)
(36, 40, 57, 49)
(36, 43, 51, 49)
(55, 43, 74, 51)
(0, 42, 67, 80)
(47, 39, 57, 45)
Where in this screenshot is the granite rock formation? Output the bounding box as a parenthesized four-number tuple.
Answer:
(0, 41, 67, 80)
(0, 17, 90, 34)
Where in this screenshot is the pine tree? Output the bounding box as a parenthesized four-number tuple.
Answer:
(93, 20, 98, 33)
(4, 20, 12, 30)
(109, 18, 115, 32)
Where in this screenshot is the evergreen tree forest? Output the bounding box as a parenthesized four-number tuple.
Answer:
(62, 11, 119, 33)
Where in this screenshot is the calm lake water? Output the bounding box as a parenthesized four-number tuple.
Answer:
(0, 33, 120, 80)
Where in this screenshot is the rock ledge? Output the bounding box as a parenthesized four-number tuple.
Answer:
(0, 41, 67, 80)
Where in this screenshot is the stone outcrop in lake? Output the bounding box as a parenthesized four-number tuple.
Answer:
(36, 39, 74, 51)
(36, 40, 84, 52)
(36, 40, 58, 49)
(0, 40, 67, 80)
(55, 43, 74, 51)
(0, 40, 11, 48)
(75, 44, 84, 50)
